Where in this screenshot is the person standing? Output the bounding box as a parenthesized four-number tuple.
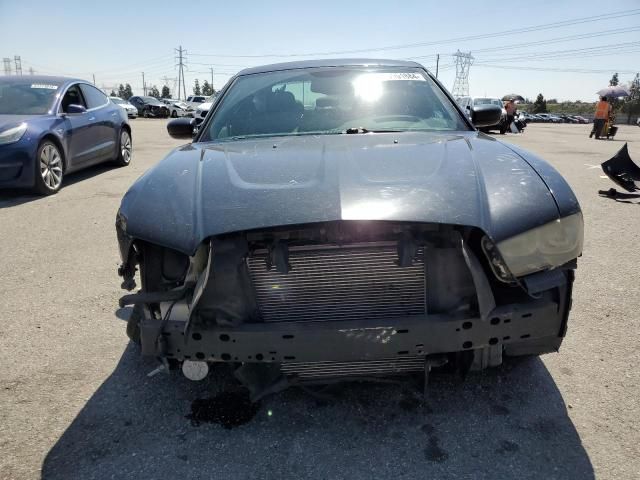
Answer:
(590, 96, 611, 139)
(505, 99, 517, 131)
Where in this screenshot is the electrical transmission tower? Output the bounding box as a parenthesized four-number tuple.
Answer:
(14, 55, 22, 75)
(3, 58, 12, 75)
(175, 46, 187, 100)
(161, 76, 178, 97)
(451, 50, 474, 97)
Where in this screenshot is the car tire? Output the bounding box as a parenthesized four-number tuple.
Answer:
(143, 109, 150, 118)
(126, 303, 142, 345)
(171, 110, 177, 118)
(33, 140, 64, 195)
(114, 129, 132, 167)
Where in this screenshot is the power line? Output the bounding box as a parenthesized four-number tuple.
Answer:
(477, 41, 640, 64)
(407, 25, 640, 59)
(188, 9, 640, 58)
(475, 64, 636, 74)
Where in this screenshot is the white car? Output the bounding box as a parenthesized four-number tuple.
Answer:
(185, 95, 212, 110)
(161, 99, 193, 118)
(109, 96, 138, 118)
(192, 94, 219, 125)
(193, 101, 213, 125)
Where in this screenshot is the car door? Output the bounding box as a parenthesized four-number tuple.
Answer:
(80, 83, 116, 162)
(59, 84, 95, 169)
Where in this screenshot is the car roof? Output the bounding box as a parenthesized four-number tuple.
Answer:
(0, 75, 86, 87)
(237, 58, 423, 76)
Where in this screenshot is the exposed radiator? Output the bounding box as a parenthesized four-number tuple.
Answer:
(247, 243, 426, 323)
(280, 356, 425, 379)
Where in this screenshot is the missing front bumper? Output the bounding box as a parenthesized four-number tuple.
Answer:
(140, 298, 565, 364)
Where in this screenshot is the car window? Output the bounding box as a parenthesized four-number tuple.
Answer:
(203, 67, 469, 141)
(0, 79, 61, 114)
(60, 84, 87, 113)
(80, 84, 108, 109)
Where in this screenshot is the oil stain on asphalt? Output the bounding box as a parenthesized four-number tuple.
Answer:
(187, 391, 260, 429)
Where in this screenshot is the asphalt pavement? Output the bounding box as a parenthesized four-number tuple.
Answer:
(1, 121, 639, 479)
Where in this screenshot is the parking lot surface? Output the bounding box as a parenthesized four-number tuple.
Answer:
(1, 121, 639, 480)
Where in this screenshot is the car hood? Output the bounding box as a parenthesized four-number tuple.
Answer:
(120, 131, 566, 255)
(0, 114, 40, 131)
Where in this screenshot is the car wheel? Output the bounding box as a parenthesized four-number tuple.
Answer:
(114, 129, 132, 167)
(171, 110, 178, 118)
(143, 109, 150, 118)
(126, 303, 142, 345)
(34, 140, 64, 195)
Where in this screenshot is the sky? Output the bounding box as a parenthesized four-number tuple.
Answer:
(1, 0, 639, 101)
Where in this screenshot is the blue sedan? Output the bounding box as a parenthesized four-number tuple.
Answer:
(0, 75, 132, 195)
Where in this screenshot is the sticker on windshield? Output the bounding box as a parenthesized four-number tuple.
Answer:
(31, 84, 58, 90)
(361, 72, 426, 82)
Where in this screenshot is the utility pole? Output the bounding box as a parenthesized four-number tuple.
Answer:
(92, 74, 96, 85)
(28, 67, 35, 75)
(3, 58, 12, 75)
(142, 72, 146, 95)
(210, 67, 214, 91)
(175, 46, 187, 100)
(435, 54, 439, 79)
(14, 55, 22, 75)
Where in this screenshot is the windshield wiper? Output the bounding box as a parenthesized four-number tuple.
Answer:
(345, 127, 370, 134)
(343, 127, 407, 134)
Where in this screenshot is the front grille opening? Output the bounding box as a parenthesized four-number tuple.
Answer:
(248, 242, 426, 323)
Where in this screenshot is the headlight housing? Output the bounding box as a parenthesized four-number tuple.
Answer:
(492, 213, 584, 278)
(0, 123, 27, 145)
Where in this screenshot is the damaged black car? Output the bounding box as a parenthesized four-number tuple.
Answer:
(116, 59, 583, 399)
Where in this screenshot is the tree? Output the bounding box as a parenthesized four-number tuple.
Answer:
(161, 85, 171, 98)
(532, 93, 547, 113)
(623, 73, 640, 124)
(118, 84, 126, 99)
(609, 73, 619, 86)
(201, 80, 214, 96)
(193, 79, 201, 95)
(110, 90, 117, 97)
(123, 84, 133, 100)
(148, 85, 160, 98)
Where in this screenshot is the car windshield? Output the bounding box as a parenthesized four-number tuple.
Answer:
(111, 97, 125, 104)
(0, 80, 61, 114)
(201, 67, 469, 142)
(142, 96, 163, 105)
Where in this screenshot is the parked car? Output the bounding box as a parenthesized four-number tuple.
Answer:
(185, 95, 210, 110)
(558, 115, 578, 124)
(456, 96, 505, 132)
(571, 115, 589, 124)
(193, 98, 214, 126)
(161, 98, 193, 118)
(0, 75, 131, 195)
(116, 59, 582, 397)
(128, 96, 169, 118)
(110, 96, 138, 118)
(536, 114, 558, 123)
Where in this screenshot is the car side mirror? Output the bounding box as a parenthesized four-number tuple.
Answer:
(471, 104, 502, 128)
(66, 104, 87, 115)
(167, 118, 195, 139)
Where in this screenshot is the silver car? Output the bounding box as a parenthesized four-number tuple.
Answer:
(110, 97, 138, 118)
